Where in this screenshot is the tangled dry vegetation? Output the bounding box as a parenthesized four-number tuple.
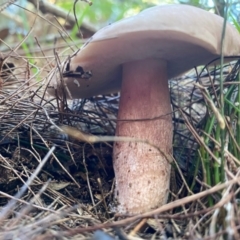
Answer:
(1, 1, 240, 239)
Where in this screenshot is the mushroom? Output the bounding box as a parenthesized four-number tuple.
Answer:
(48, 4, 240, 213)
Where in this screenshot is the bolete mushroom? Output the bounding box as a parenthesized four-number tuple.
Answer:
(48, 4, 240, 213)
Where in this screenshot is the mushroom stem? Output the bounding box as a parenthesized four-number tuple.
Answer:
(113, 58, 173, 213)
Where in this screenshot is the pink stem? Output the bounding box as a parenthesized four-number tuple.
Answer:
(113, 58, 173, 213)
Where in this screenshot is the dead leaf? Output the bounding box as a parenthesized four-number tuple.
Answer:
(48, 181, 70, 191)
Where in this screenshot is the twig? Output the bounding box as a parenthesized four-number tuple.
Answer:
(0, 146, 56, 222)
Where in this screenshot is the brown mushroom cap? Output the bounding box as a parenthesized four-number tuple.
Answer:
(48, 4, 240, 98)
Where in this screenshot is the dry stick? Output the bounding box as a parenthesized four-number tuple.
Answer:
(171, 156, 206, 209)
(180, 109, 221, 165)
(202, 131, 240, 167)
(42, 190, 73, 208)
(34, 196, 61, 220)
(28, 125, 43, 162)
(52, 16, 76, 53)
(27, 0, 95, 33)
(73, 0, 92, 38)
(89, 180, 115, 211)
(209, 184, 233, 236)
(0, 0, 17, 12)
(7, 180, 51, 228)
(82, 145, 97, 216)
(60, 176, 240, 236)
(54, 108, 174, 123)
(14, 1, 75, 39)
(129, 218, 148, 236)
(170, 218, 181, 236)
(32, 109, 80, 188)
(205, 67, 221, 109)
(97, 177, 110, 218)
(65, 141, 78, 167)
(195, 83, 225, 129)
(0, 23, 40, 78)
(0, 155, 40, 202)
(61, 126, 173, 164)
(1, 42, 84, 56)
(3, 74, 41, 97)
(191, 199, 224, 236)
(0, 146, 56, 222)
(202, 81, 240, 87)
(224, 116, 240, 153)
(34, 36, 52, 68)
(19, 208, 77, 238)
